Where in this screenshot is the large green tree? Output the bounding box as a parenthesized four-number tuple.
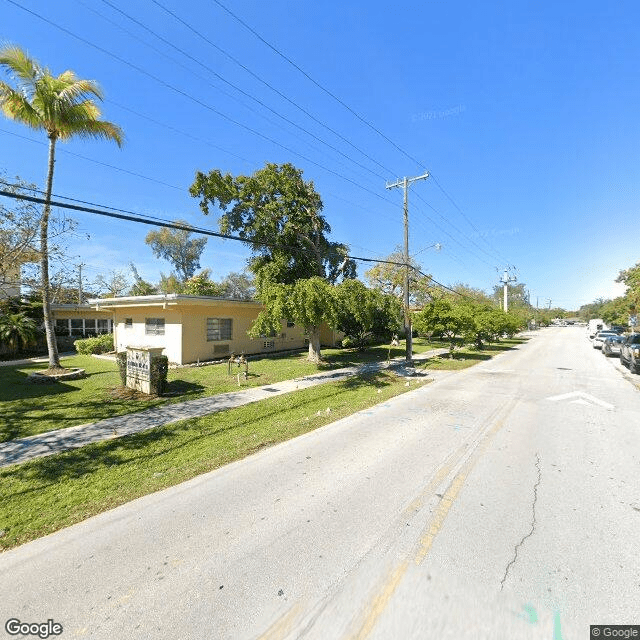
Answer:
(0, 46, 123, 369)
(181, 269, 225, 296)
(616, 262, 640, 312)
(365, 248, 432, 307)
(413, 298, 474, 356)
(190, 162, 355, 361)
(250, 277, 339, 362)
(145, 221, 207, 282)
(190, 163, 355, 291)
(335, 279, 402, 350)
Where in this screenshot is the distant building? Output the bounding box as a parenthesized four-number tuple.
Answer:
(0, 261, 23, 299)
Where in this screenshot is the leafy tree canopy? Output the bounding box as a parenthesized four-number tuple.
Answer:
(365, 248, 432, 307)
(250, 277, 339, 363)
(220, 271, 255, 300)
(616, 262, 640, 308)
(182, 269, 225, 297)
(334, 279, 403, 349)
(145, 221, 207, 282)
(190, 162, 356, 291)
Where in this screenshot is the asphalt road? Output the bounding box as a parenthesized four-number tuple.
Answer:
(2, 327, 639, 639)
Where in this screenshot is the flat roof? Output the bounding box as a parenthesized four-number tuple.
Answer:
(86, 294, 261, 309)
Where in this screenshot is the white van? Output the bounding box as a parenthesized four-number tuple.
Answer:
(587, 318, 608, 339)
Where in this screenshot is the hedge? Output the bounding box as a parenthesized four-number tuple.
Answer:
(74, 333, 114, 355)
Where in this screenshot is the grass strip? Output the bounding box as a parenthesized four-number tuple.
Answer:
(0, 370, 429, 551)
(420, 338, 526, 371)
(0, 340, 444, 442)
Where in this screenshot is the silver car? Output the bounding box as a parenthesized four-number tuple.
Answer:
(592, 331, 619, 349)
(602, 335, 624, 356)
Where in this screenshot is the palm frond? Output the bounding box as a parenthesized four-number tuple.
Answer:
(57, 75, 104, 102)
(0, 45, 123, 146)
(0, 81, 43, 130)
(59, 118, 124, 147)
(0, 45, 42, 96)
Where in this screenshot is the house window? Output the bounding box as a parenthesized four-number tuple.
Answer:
(286, 321, 295, 328)
(263, 340, 275, 349)
(96, 319, 110, 334)
(97, 319, 110, 334)
(207, 318, 232, 341)
(145, 317, 165, 336)
(55, 319, 69, 335)
(83, 319, 97, 336)
(124, 318, 133, 329)
(70, 319, 84, 336)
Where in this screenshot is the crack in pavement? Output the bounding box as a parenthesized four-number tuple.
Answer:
(500, 452, 542, 590)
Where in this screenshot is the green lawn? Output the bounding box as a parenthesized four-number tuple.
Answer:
(0, 336, 527, 550)
(0, 370, 428, 550)
(0, 340, 448, 442)
(417, 338, 526, 371)
(0, 337, 521, 443)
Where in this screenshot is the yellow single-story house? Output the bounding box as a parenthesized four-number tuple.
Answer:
(57, 294, 341, 365)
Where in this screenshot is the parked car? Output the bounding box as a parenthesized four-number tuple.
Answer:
(602, 335, 624, 357)
(620, 334, 640, 373)
(592, 330, 619, 349)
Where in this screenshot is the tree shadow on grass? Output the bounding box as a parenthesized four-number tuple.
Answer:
(4, 372, 395, 485)
(0, 367, 77, 403)
(0, 380, 205, 443)
(157, 379, 206, 398)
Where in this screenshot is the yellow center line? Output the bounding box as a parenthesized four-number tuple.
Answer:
(346, 399, 516, 640)
(349, 560, 409, 640)
(257, 601, 304, 640)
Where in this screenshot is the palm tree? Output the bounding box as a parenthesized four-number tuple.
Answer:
(0, 312, 38, 355)
(0, 45, 123, 369)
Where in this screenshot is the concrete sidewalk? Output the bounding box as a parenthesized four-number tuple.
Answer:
(0, 352, 75, 367)
(0, 348, 450, 468)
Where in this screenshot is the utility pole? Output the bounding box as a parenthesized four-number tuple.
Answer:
(78, 263, 84, 305)
(499, 268, 516, 312)
(386, 171, 430, 363)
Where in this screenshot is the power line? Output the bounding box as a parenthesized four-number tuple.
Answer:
(208, 0, 513, 265)
(4, 0, 511, 273)
(105, 100, 254, 165)
(157, 0, 396, 178)
(98, 0, 387, 183)
(0, 187, 398, 267)
(0, 185, 466, 299)
(429, 172, 511, 264)
(0, 127, 184, 191)
(4, 0, 391, 205)
(412, 192, 501, 268)
(210, 0, 425, 171)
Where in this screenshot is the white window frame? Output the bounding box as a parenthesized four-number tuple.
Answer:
(145, 317, 165, 336)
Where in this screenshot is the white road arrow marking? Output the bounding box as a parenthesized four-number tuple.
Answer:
(546, 391, 614, 410)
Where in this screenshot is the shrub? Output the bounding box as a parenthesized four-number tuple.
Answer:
(74, 333, 114, 355)
(115, 352, 127, 386)
(150, 354, 169, 395)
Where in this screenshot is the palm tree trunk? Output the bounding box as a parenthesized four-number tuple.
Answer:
(41, 135, 61, 369)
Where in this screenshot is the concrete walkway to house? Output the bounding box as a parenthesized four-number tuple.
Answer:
(0, 352, 75, 367)
(0, 348, 451, 468)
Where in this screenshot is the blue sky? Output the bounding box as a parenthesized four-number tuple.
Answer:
(1, 0, 638, 310)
